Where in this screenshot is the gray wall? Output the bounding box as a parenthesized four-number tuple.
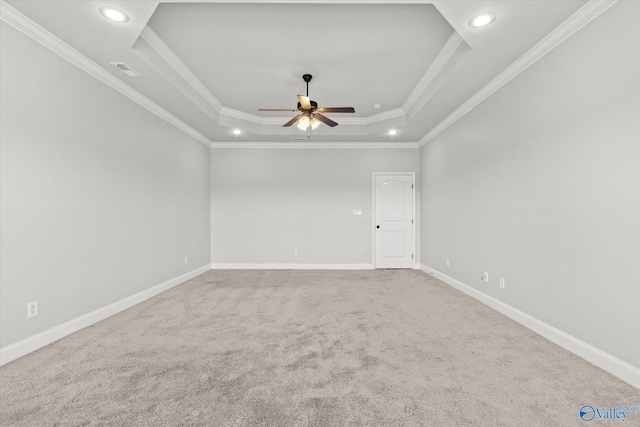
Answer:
(0, 22, 211, 348)
(420, 1, 639, 368)
(211, 148, 420, 265)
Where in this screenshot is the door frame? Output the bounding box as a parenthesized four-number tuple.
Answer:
(372, 172, 416, 269)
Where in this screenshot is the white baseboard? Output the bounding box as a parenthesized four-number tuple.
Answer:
(211, 263, 374, 270)
(0, 264, 212, 366)
(420, 264, 640, 389)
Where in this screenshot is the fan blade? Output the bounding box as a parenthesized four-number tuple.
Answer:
(298, 95, 311, 110)
(316, 107, 355, 113)
(283, 114, 304, 127)
(258, 109, 298, 111)
(314, 113, 338, 127)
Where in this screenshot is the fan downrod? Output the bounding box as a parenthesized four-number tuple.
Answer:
(302, 74, 312, 96)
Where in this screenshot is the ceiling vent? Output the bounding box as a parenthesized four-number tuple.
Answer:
(110, 62, 141, 78)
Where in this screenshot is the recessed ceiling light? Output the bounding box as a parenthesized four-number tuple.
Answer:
(99, 6, 129, 23)
(469, 12, 496, 28)
(373, 104, 383, 110)
(231, 129, 243, 135)
(387, 130, 398, 136)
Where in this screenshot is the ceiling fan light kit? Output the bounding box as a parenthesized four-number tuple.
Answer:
(259, 74, 355, 131)
(297, 115, 321, 131)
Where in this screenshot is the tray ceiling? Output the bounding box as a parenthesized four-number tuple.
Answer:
(2, 0, 596, 146)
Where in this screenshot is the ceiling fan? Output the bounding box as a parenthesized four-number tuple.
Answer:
(258, 74, 355, 130)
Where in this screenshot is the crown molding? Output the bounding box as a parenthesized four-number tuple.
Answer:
(220, 107, 270, 125)
(139, 25, 223, 114)
(0, 1, 214, 148)
(210, 142, 420, 149)
(419, 0, 619, 147)
(362, 108, 406, 125)
(403, 31, 470, 121)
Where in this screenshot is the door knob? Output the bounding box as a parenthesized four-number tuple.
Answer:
(376, 225, 380, 229)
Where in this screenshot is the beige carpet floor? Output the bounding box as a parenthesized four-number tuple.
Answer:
(1, 269, 638, 426)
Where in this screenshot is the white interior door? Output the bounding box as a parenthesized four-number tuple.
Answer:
(374, 174, 414, 268)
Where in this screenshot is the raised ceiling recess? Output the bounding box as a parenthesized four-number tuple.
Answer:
(3, 0, 600, 145)
(135, 2, 467, 139)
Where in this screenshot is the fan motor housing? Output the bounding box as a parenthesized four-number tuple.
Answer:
(298, 100, 318, 111)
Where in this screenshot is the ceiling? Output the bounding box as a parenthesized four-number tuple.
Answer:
(2, 0, 592, 147)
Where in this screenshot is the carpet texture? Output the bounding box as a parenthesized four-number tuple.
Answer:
(1, 269, 638, 426)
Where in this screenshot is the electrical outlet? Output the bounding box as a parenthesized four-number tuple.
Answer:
(27, 301, 38, 319)
(446, 258, 450, 267)
(482, 272, 489, 283)
(293, 249, 299, 256)
(184, 256, 188, 265)
(500, 277, 505, 289)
